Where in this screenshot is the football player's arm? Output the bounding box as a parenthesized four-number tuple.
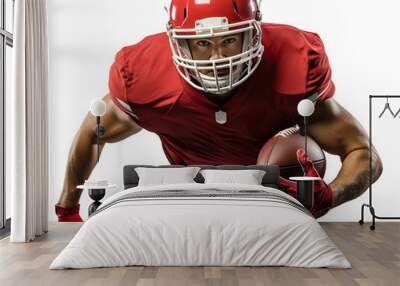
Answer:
(57, 93, 142, 207)
(307, 98, 383, 207)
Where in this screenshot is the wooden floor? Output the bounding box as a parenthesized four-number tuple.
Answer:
(0, 222, 399, 286)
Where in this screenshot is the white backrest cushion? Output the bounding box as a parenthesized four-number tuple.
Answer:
(200, 169, 266, 185)
(135, 167, 201, 186)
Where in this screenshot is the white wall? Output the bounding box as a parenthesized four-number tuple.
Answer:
(47, 0, 400, 222)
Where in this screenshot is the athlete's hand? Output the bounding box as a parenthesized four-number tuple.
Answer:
(278, 148, 333, 218)
(55, 203, 83, 222)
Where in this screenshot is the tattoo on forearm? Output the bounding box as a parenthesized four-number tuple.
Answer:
(332, 149, 382, 207)
(337, 170, 370, 205)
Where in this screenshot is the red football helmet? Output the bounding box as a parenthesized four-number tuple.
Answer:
(166, 0, 264, 94)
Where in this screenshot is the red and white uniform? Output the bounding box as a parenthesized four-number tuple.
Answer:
(109, 23, 335, 166)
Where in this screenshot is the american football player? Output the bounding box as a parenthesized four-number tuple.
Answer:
(55, 0, 382, 222)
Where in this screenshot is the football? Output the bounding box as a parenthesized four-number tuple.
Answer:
(257, 126, 326, 179)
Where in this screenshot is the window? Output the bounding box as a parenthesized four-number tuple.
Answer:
(0, 0, 14, 236)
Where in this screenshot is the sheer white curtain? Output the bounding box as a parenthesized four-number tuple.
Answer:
(9, 0, 49, 242)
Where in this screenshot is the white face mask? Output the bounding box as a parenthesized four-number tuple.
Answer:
(167, 17, 264, 95)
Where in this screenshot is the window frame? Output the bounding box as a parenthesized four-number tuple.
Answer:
(0, 0, 14, 236)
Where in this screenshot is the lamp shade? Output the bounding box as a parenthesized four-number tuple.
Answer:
(90, 98, 107, 117)
(297, 99, 315, 117)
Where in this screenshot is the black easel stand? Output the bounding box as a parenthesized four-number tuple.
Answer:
(359, 95, 400, 230)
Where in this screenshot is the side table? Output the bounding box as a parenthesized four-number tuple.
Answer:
(289, 176, 321, 210)
(77, 184, 116, 216)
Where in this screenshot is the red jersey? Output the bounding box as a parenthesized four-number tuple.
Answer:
(108, 23, 335, 165)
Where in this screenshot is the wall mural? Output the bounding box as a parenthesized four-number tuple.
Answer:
(54, 0, 382, 227)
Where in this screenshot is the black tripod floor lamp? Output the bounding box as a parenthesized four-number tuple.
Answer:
(77, 98, 116, 216)
(288, 99, 321, 210)
(359, 95, 400, 230)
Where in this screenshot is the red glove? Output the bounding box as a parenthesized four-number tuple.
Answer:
(55, 204, 83, 222)
(278, 149, 333, 218)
